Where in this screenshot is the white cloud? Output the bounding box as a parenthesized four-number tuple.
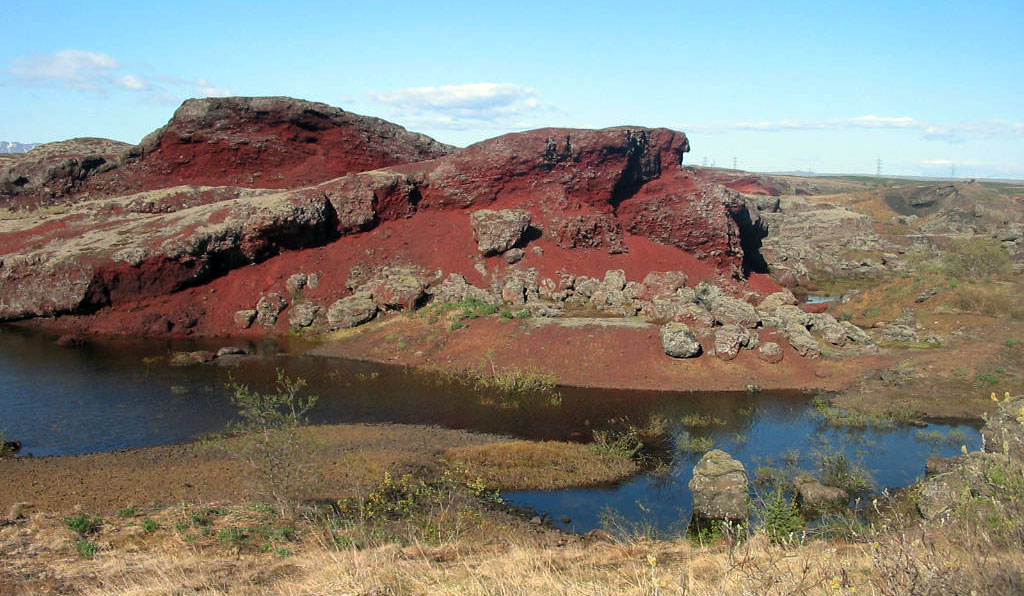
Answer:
(195, 78, 232, 98)
(686, 115, 1023, 143)
(8, 49, 229, 102)
(369, 83, 549, 130)
(114, 74, 148, 91)
(10, 49, 120, 90)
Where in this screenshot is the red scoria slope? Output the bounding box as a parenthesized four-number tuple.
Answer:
(0, 97, 775, 339)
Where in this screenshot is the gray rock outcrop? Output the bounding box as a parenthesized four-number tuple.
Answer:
(470, 209, 531, 255)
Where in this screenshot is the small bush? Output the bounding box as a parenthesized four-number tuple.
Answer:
(677, 432, 714, 455)
(222, 371, 320, 513)
(116, 506, 137, 518)
(941, 237, 1012, 280)
(75, 539, 98, 559)
(757, 489, 805, 545)
(817, 453, 872, 495)
(63, 514, 102, 536)
(141, 518, 159, 533)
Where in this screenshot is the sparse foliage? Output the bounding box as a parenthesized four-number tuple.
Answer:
(222, 370, 320, 514)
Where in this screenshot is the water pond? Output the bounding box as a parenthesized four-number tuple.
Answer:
(0, 326, 978, 533)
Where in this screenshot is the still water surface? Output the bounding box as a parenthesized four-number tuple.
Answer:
(0, 326, 979, 533)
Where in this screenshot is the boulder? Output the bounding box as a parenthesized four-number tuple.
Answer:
(365, 267, 427, 311)
(794, 474, 848, 513)
(757, 341, 784, 363)
(169, 350, 215, 366)
(326, 295, 378, 329)
(470, 209, 531, 255)
(708, 295, 761, 329)
(428, 273, 499, 305)
(255, 293, 288, 327)
(758, 290, 798, 311)
(288, 302, 322, 329)
(880, 324, 918, 343)
(286, 273, 308, 293)
(661, 322, 703, 358)
(689, 449, 750, 529)
(841, 321, 874, 345)
(641, 271, 689, 300)
(714, 324, 759, 361)
(603, 269, 627, 292)
(784, 325, 821, 358)
(502, 248, 525, 264)
(233, 309, 256, 329)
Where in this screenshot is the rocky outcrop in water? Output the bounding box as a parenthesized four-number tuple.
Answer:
(689, 449, 749, 530)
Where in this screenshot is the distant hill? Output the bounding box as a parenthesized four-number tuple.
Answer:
(0, 141, 38, 154)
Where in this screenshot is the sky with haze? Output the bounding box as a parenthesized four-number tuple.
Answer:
(2, 0, 1022, 179)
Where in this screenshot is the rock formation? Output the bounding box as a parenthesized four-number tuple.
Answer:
(688, 449, 750, 531)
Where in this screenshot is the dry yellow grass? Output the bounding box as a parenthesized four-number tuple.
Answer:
(445, 440, 638, 490)
(4, 501, 1021, 596)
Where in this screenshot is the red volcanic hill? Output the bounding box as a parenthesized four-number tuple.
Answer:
(0, 96, 802, 347)
(1, 97, 454, 209)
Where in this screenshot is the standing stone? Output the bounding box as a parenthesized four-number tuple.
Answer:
(689, 449, 750, 530)
(470, 209, 531, 255)
(661, 322, 703, 358)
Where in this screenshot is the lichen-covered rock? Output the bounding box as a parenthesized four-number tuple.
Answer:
(708, 295, 761, 328)
(757, 341, 784, 363)
(758, 290, 798, 311)
(841, 321, 874, 345)
(286, 273, 307, 294)
(714, 324, 759, 361)
(470, 209, 531, 255)
(255, 293, 288, 327)
(603, 269, 627, 292)
(429, 273, 499, 305)
(795, 474, 848, 513)
(326, 294, 378, 329)
(773, 305, 812, 329)
(689, 449, 749, 528)
(880, 324, 918, 343)
(502, 248, 525, 264)
(661, 322, 703, 358)
(365, 267, 427, 311)
(288, 302, 322, 329)
(169, 350, 215, 366)
(784, 325, 821, 358)
(641, 271, 689, 300)
(233, 309, 256, 329)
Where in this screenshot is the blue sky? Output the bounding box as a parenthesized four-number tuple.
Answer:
(2, 0, 1022, 178)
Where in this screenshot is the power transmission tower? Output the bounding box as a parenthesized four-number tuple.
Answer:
(951, 164, 956, 179)
(876, 157, 882, 177)
(732, 156, 737, 170)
